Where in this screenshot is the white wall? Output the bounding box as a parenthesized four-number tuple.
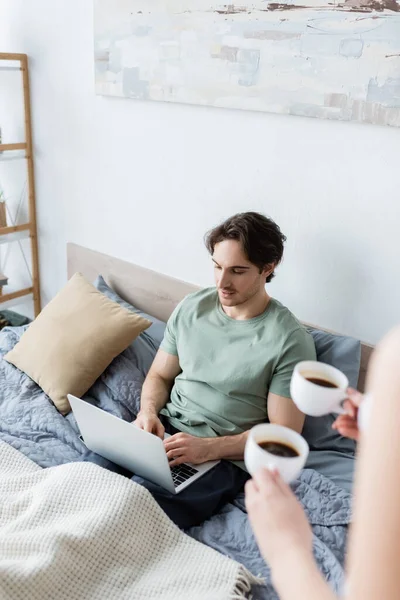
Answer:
(1, 0, 399, 344)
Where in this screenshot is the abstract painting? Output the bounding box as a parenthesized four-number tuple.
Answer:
(94, 0, 400, 126)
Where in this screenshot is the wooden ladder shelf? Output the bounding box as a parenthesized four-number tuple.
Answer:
(0, 53, 41, 317)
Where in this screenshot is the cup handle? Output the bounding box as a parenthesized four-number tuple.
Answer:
(334, 396, 347, 415)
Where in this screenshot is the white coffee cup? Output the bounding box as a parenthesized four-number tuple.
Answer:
(290, 361, 349, 417)
(244, 423, 309, 484)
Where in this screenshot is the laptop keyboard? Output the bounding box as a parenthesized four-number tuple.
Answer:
(170, 464, 199, 487)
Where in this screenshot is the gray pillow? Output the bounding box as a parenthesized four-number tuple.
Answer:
(94, 276, 166, 377)
(302, 328, 361, 454)
(308, 327, 361, 389)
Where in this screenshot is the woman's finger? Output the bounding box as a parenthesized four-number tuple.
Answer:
(245, 479, 258, 498)
(334, 414, 357, 427)
(335, 423, 359, 440)
(333, 415, 356, 428)
(253, 468, 282, 497)
(347, 387, 364, 407)
(342, 399, 357, 418)
(337, 424, 359, 436)
(269, 469, 293, 498)
(332, 415, 346, 429)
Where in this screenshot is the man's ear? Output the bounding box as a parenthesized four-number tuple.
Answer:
(262, 262, 276, 279)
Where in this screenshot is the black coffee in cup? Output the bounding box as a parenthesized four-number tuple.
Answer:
(257, 440, 299, 458)
(305, 376, 338, 388)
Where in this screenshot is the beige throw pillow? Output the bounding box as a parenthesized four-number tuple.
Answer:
(4, 273, 151, 415)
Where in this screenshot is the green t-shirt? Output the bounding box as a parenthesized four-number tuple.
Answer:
(160, 288, 316, 442)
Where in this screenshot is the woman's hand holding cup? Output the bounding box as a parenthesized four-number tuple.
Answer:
(244, 423, 309, 484)
(290, 360, 372, 441)
(332, 388, 364, 441)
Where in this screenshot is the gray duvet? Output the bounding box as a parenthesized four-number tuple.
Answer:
(0, 327, 351, 598)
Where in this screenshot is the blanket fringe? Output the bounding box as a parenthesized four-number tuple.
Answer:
(230, 566, 265, 600)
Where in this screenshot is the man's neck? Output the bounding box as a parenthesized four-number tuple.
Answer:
(221, 291, 271, 321)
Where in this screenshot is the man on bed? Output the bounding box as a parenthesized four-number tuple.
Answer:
(84, 212, 315, 527)
(129, 212, 316, 528)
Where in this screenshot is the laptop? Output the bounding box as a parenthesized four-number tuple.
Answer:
(68, 394, 220, 495)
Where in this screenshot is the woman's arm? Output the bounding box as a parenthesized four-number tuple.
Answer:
(346, 326, 400, 600)
(245, 469, 336, 600)
(246, 326, 400, 600)
(272, 551, 336, 600)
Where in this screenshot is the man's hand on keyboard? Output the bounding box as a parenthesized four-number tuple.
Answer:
(164, 432, 214, 467)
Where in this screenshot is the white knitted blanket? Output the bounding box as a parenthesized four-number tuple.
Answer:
(0, 442, 260, 600)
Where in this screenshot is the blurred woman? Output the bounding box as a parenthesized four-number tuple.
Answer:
(245, 326, 400, 600)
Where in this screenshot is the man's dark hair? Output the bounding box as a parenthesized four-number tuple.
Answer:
(205, 212, 286, 283)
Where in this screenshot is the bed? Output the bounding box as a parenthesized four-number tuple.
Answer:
(0, 243, 374, 600)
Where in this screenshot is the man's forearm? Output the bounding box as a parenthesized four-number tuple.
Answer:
(207, 431, 250, 461)
(140, 373, 171, 415)
(204, 413, 304, 462)
(204, 409, 305, 462)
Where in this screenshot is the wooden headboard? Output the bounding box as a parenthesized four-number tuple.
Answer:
(67, 243, 374, 392)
